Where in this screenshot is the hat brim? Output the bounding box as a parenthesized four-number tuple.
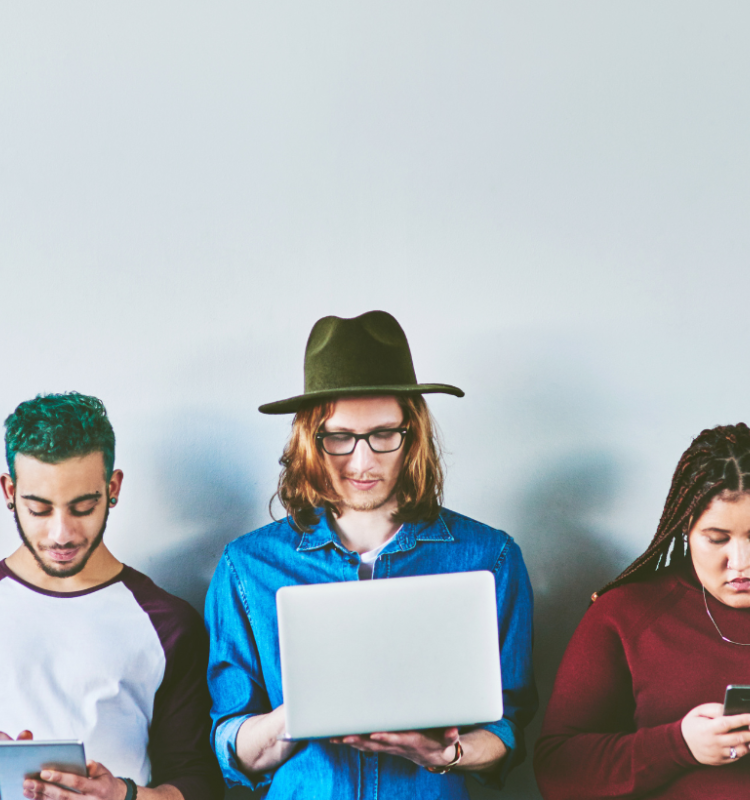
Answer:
(258, 383, 464, 415)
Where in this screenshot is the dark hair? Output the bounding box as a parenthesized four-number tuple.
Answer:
(274, 395, 445, 532)
(595, 422, 750, 598)
(4, 392, 116, 481)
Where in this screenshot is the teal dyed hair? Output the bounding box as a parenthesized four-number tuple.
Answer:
(4, 392, 116, 482)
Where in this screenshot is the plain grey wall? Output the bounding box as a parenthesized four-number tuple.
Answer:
(2, 3, 750, 797)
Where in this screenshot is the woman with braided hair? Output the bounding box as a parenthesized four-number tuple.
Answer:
(534, 423, 750, 799)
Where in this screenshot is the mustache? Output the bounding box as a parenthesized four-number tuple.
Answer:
(39, 543, 79, 551)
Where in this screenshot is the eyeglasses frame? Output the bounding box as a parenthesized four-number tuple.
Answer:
(315, 427, 409, 456)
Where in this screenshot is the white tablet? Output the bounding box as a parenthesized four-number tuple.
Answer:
(0, 740, 87, 797)
(277, 570, 503, 739)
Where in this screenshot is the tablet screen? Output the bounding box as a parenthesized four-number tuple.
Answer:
(0, 740, 87, 797)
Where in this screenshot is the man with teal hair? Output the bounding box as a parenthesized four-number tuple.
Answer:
(5, 392, 116, 480)
(0, 392, 223, 800)
(3, 393, 116, 579)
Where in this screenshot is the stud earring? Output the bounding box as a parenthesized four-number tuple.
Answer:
(6, 502, 14, 510)
(109, 497, 118, 506)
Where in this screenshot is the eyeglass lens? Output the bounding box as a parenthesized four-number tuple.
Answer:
(321, 430, 404, 455)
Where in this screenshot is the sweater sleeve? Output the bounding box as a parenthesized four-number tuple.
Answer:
(533, 595, 696, 800)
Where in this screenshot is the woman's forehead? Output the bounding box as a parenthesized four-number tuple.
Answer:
(698, 492, 750, 525)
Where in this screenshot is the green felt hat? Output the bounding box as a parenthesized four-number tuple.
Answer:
(258, 310, 464, 414)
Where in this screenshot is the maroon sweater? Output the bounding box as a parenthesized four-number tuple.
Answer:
(534, 564, 750, 799)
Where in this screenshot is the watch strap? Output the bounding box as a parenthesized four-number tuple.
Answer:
(426, 740, 463, 774)
(119, 777, 138, 800)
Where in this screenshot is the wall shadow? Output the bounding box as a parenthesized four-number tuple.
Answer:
(144, 420, 631, 798)
(475, 451, 630, 800)
(141, 411, 272, 798)
(143, 410, 266, 615)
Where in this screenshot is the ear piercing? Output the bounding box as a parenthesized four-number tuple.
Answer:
(109, 497, 118, 506)
(6, 502, 14, 510)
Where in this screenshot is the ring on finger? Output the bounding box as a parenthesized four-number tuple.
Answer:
(730, 746, 738, 760)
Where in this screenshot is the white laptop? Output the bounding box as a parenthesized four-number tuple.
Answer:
(276, 570, 503, 739)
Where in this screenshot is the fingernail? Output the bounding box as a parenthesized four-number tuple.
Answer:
(41, 770, 52, 779)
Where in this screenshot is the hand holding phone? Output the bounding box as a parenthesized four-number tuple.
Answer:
(681, 702, 750, 765)
(724, 685, 750, 718)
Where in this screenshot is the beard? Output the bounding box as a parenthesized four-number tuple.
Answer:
(335, 472, 399, 512)
(339, 490, 395, 512)
(14, 506, 109, 579)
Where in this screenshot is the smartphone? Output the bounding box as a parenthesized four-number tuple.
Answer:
(724, 685, 750, 716)
(0, 740, 87, 797)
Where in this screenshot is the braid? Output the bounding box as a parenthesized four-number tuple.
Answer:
(594, 422, 750, 600)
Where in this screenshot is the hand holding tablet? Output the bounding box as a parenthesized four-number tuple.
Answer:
(0, 735, 88, 798)
(0, 729, 33, 742)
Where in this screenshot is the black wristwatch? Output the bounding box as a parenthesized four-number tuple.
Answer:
(119, 777, 138, 800)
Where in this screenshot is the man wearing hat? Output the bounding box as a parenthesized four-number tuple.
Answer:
(205, 311, 536, 798)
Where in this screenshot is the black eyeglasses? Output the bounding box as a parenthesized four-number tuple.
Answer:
(315, 428, 408, 456)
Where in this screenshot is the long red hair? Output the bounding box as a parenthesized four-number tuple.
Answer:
(274, 395, 445, 531)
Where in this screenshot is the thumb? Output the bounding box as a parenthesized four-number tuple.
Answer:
(442, 727, 459, 745)
(85, 761, 107, 778)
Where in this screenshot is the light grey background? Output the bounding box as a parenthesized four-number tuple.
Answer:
(1, 3, 749, 797)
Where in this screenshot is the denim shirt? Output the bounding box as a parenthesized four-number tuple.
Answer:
(205, 508, 537, 799)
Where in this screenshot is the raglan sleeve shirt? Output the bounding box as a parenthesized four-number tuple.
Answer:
(119, 569, 226, 800)
(0, 563, 224, 800)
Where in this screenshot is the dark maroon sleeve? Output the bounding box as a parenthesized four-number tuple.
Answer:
(122, 568, 224, 800)
(533, 595, 695, 800)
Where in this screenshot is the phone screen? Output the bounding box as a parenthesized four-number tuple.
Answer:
(724, 685, 750, 716)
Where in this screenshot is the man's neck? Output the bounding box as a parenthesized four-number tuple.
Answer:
(330, 502, 403, 555)
(5, 544, 124, 593)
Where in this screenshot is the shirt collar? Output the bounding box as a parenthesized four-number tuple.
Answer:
(295, 509, 454, 553)
(296, 511, 340, 552)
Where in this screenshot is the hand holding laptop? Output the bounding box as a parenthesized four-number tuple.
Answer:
(274, 572, 510, 773)
(330, 726, 460, 770)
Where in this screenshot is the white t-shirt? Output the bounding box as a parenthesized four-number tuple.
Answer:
(0, 561, 213, 792)
(358, 527, 402, 579)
